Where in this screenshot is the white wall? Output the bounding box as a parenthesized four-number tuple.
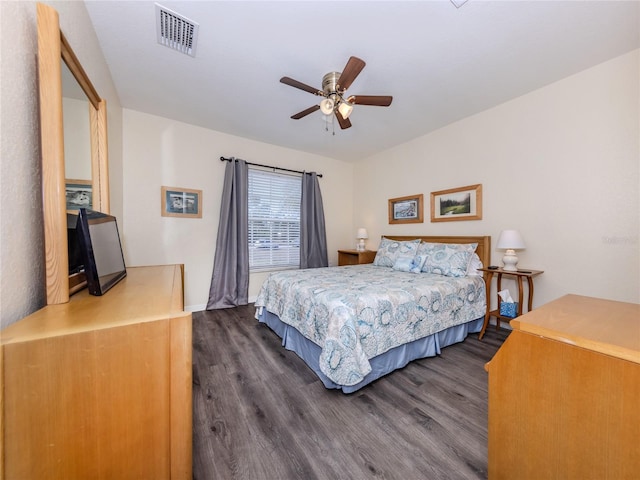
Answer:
(354, 50, 640, 308)
(0, 1, 122, 328)
(0, 1, 44, 327)
(121, 109, 354, 311)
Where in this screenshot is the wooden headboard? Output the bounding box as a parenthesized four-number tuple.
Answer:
(383, 235, 491, 269)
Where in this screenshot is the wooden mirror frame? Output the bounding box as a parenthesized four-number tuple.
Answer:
(37, 3, 110, 304)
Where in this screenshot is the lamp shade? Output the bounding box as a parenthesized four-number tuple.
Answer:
(356, 228, 368, 239)
(319, 98, 334, 115)
(496, 230, 526, 250)
(338, 101, 354, 119)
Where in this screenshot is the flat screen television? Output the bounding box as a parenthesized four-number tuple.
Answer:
(77, 208, 127, 296)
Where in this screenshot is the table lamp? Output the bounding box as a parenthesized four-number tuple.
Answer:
(356, 228, 368, 251)
(496, 230, 526, 271)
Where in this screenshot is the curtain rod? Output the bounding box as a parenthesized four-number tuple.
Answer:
(219, 156, 322, 178)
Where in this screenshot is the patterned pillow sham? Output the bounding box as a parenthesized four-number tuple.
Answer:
(417, 242, 478, 277)
(392, 254, 428, 274)
(373, 237, 421, 267)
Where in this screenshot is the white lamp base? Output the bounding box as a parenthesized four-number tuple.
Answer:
(356, 239, 366, 251)
(502, 249, 519, 271)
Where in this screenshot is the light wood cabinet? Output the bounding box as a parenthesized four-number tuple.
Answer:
(486, 294, 640, 480)
(1, 265, 192, 479)
(337, 249, 376, 266)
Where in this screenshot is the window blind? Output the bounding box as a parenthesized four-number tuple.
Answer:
(248, 167, 301, 271)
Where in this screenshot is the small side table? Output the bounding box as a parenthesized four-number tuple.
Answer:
(338, 249, 376, 266)
(478, 267, 544, 340)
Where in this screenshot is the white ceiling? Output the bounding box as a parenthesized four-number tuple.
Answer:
(85, 1, 640, 162)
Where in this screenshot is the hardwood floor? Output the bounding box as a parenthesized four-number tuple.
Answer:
(192, 305, 509, 480)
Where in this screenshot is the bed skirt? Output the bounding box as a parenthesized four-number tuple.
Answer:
(257, 308, 484, 394)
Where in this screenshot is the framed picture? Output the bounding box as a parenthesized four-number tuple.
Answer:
(65, 179, 92, 210)
(430, 184, 482, 222)
(161, 186, 202, 218)
(388, 194, 424, 224)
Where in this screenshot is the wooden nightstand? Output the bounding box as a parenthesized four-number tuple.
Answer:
(478, 267, 544, 340)
(338, 249, 376, 266)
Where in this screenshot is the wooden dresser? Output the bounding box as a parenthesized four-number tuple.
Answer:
(486, 294, 640, 480)
(1, 265, 192, 479)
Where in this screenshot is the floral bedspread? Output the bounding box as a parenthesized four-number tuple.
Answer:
(254, 264, 486, 387)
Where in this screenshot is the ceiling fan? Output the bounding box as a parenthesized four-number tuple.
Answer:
(280, 56, 393, 130)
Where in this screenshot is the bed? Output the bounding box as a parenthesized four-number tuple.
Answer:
(254, 235, 491, 393)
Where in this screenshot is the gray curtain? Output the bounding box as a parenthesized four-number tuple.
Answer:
(206, 159, 249, 309)
(300, 172, 328, 269)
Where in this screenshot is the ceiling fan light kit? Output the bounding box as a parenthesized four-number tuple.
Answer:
(280, 56, 393, 131)
(337, 101, 353, 119)
(320, 98, 335, 115)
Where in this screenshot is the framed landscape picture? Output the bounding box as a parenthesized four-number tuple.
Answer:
(388, 194, 424, 224)
(161, 186, 202, 218)
(430, 184, 482, 222)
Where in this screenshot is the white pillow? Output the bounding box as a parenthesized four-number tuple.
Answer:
(466, 253, 483, 276)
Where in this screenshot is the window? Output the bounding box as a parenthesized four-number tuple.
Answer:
(248, 167, 301, 271)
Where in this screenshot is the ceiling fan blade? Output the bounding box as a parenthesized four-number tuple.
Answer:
(291, 105, 320, 119)
(336, 56, 366, 92)
(335, 110, 352, 130)
(350, 95, 393, 107)
(280, 77, 322, 95)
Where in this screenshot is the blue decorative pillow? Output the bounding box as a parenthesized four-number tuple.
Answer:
(373, 238, 421, 267)
(392, 254, 428, 273)
(418, 242, 478, 277)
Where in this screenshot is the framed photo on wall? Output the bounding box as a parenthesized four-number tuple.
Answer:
(161, 186, 203, 218)
(430, 184, 482, 222)
(388, 194, 424, 224)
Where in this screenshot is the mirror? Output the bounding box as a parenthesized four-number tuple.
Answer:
(37, 3, 110, 304)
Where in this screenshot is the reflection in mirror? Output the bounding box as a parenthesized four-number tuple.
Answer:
(62, 61, 92, 211)
(62, 61, 91, 182)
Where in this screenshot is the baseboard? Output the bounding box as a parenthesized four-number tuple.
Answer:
(489, 318, 513, 330)
(186, 299, 257, 313)
(186, 303, 207, 312)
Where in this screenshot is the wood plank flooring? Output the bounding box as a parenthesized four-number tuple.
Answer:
(192, 305, 509, 480)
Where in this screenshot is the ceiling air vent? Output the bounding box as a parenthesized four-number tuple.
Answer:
(155, 3, 199, 57)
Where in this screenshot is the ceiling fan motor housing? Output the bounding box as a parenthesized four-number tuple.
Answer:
(322, 72, 341, 95)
